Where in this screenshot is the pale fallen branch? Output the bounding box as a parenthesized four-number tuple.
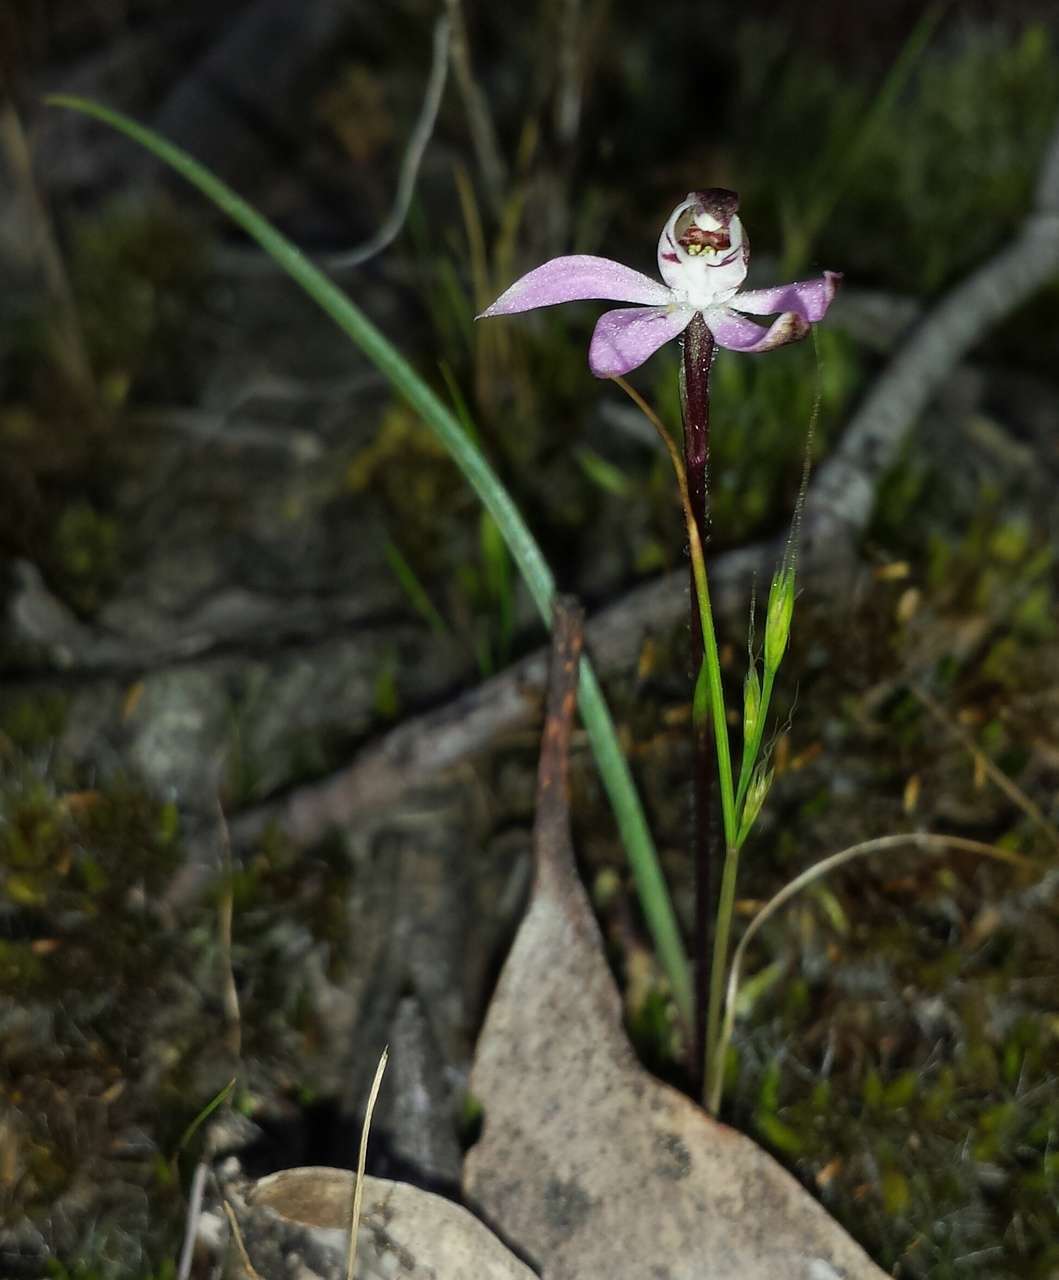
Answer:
(225, 542, 765, 849)
(803, 109, 1059, 561)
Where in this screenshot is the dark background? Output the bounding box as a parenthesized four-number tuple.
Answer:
(2, 3, 1059, 1277)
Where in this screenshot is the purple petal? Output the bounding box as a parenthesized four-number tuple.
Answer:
(479, 255, 673, 318)
(706, 307, 809, 354)
(588, 305, 694, 377)
(733, 270, 842, 323)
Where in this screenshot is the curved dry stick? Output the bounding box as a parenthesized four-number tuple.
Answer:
(212, 16, 450, 277)
(328, 15, 451, 270)
(803, 110, 1059, 560)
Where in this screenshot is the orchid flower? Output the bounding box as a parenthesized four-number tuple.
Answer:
(479, 188, 840, 377)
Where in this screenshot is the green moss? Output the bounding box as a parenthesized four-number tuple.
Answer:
(754, 1109, 806, 1156)
(345, 400, 467, 572)
(0, 939, 45, 984)
(625, 983, 682, 1073)
(69, 198, 208, 402)
(46, 1258, 177, 1280)
(50, 501, 123, 613)
(0, 767, 201, 1270)
(571, 396, 1058, 1275)
(221, 823, 353, 993)
(0, 691, 69, 752)
(0, 773, 181, 928)
(873, 455, 1056, 674)
(718, 794, 1059, 1278)
(730, 998, 1059, 1275)
(458, 1091, 485, 1148)
(373, 653, 402, 719)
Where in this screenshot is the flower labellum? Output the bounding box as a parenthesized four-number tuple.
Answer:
(478, 189, 840, 378)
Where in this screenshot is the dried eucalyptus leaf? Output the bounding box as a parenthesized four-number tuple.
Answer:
(463, 600, 888, 1280)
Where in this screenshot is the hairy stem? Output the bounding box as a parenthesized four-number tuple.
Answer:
(681, 314, 717, 1093)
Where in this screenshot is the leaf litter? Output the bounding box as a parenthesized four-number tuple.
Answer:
(462, 596, 889, 1280)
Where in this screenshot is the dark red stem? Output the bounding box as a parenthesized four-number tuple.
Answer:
(681, 312, 716, 1097)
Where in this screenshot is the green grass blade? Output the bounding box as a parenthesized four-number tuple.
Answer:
(172, 1077, 236, 1160)
(384, 539, 450, 638)
(48, 95, 692, 1024)
(783, 1, 947, 273)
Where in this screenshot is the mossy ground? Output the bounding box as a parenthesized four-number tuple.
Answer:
(0, 763, 194, 1271)
(4, 8, 1059, 1277)
(0, 745, 355, 1277)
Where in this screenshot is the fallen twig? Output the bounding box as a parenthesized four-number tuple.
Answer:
(227, 544, 766, 850)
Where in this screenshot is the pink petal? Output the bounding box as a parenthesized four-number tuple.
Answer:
(588, 305, 694, 378)
(479, 255, 673, 318)
(705, 307, 809, 354)
(733, 270, 842, 323)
